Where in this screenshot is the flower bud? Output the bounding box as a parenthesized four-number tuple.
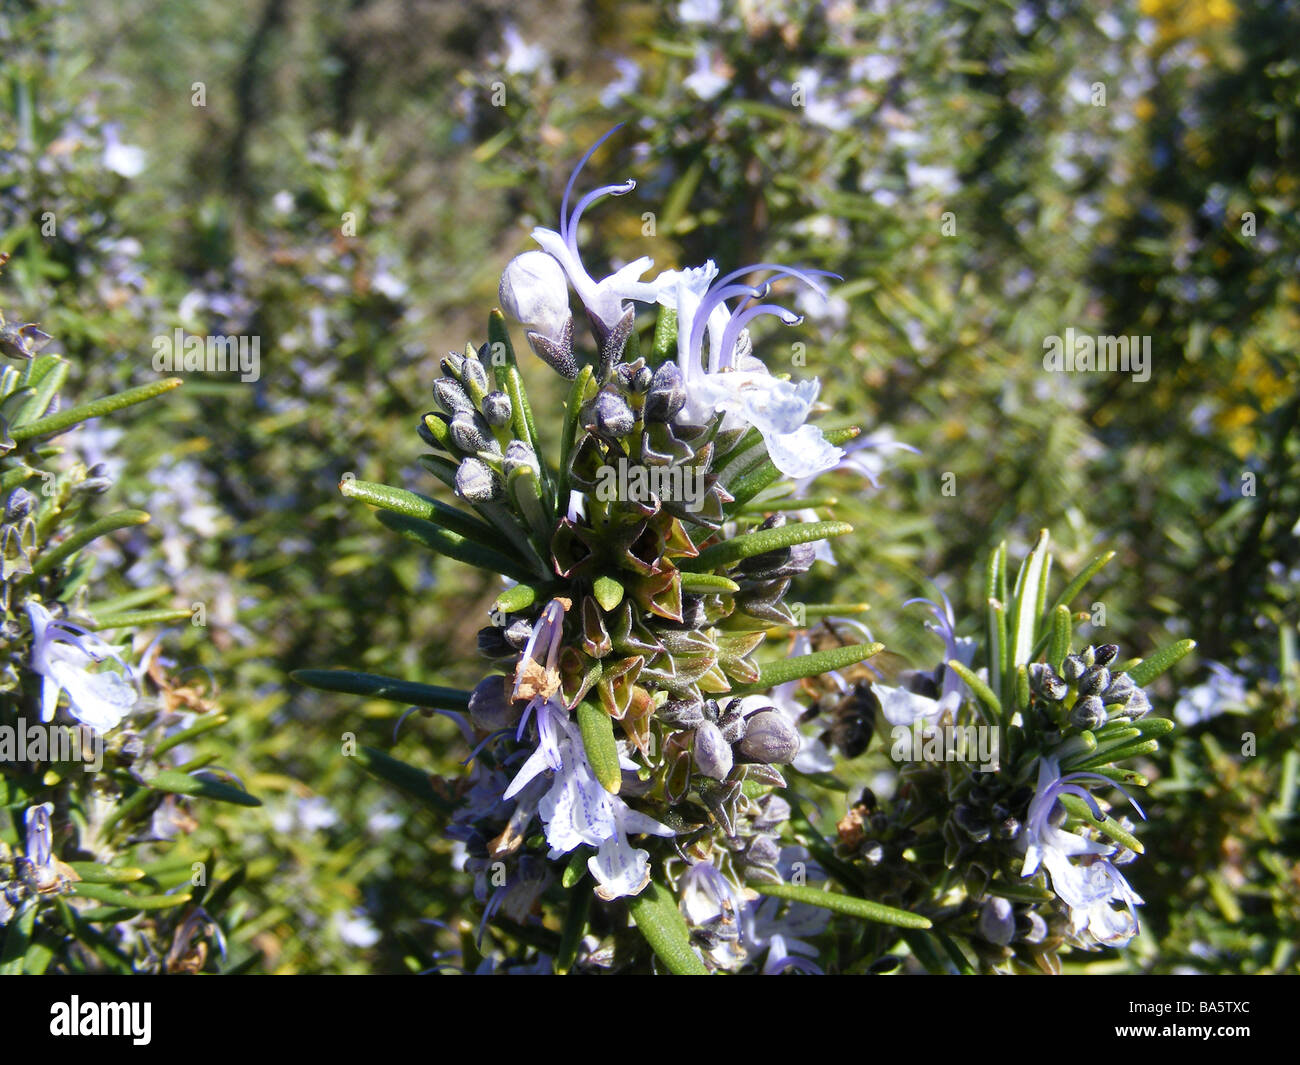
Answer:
(4, 488, 33, 523)
(589, 391, 635, 438)
(1078, 665, 1110, 697)
(468, 675, 523, 732)
(503, 440, 540, 477)
(433, 377, 474, 416)
(499, 251, 572, 344)
(1061, 654, 1086, 682)
(449, 411, 500, 455)
(644, 360, 686, 422)
(1122, 689, 1152, 719)
(1069, 696, 1107, 731)
(1102, 673, 1136, 704)
(735, 709, 800, 764)
(979, 897, 1016, 946)
(1094, 643, 1120, 666)
(455, 457, 503, 502)
(482, 390, 513, 427)
(462, 355, 489, 396)
(1029, 662, 1068, 701)
(693, 721, 733, 780)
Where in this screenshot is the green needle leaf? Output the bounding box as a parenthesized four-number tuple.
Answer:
(351, 746, 454, 814)
(149, 770, 261, 807)
(1124, 639, 1197, 687)
(727, 642, 883, 695)
(11, 378, 182, 443)
(31, 510, 150, 577)
(340, 477, 500, 543)
(678, 572, 740, 594)
(375, 510, 539, 584)
(291, 668, 471, 711)
(1057, 793, 1145, 854)
(576, 701, 621, 794)
(683, 520, 852, 572)
(946, 659, 1002, 721)
(754, 883, 932, 928)
(71, 883, 192, 910)
(627, 880, 708, 975)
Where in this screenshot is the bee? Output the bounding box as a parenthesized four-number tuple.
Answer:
(803, 681, 879, 759)
(795, 619, 914, 759)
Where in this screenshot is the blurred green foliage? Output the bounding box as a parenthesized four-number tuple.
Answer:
(1, 0, 1294, 971)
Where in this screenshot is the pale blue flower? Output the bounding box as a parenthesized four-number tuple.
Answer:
(27, 601, 136, 734)
(658, 260, 844, 479)
(528, 126, 661, 335)
(1173, 662, 1247, 727)
(1021, 756, 1146, 948)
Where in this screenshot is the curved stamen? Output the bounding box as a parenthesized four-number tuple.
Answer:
(560, 124, 625, 243)
(566, 180, 637, 256)
(716, 304, 802, 372)
(685, 283, 765, 375)
(1059, 770, 1147, 821)
(462, 727, 513, 767)
(1058, 783, 1107, 821)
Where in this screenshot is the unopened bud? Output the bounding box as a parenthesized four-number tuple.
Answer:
(449, 411, 499, 455)
(482, 391, 512, 427)
(735, 709, 800, 764)
(468, 675, 522, 732)
(499, 251, 572, 344)
(1069, 695, 1107, 730)
(455, 457, 503, 502)
(4, 488, 33, 523)
(644, 361, 686, 422)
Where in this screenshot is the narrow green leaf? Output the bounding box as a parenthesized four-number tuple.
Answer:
(1010, 530, 1050, 668)
(291, 668, 471, 712)
(11, 378, 182, 442)
(577, 701, 621, 794)
(724, 427, 860, 507)
(351, 746, 454, 814)
(1125, 639, 1197, 688)
(71, 882, 192, 910)
(88, 608, 194, 630)
(679, 572, 740, 594)
(13, 356, 68, 426)
(340, 477, 500, 544)
(1073, 738, 1160, 770)
(31, 510, 150, 577)
(683, 520, 852, 572)
(150, 714, 230, 759)
(1049, 550, 1116, 615)
(947, 659, 1001, 720)
(1047, 604, 1072, 672)
(149, 770, 261, 807)
(375, 510, 538, 584)
(487, 309, 519, 379)
(627, 880, 708, 975)
(987, 881, 1054, 903)
(556, 884, 591, 974)
(754, 883, 932, 928)
(64, 862, 145, 884)
(728, 642, 882, 695)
